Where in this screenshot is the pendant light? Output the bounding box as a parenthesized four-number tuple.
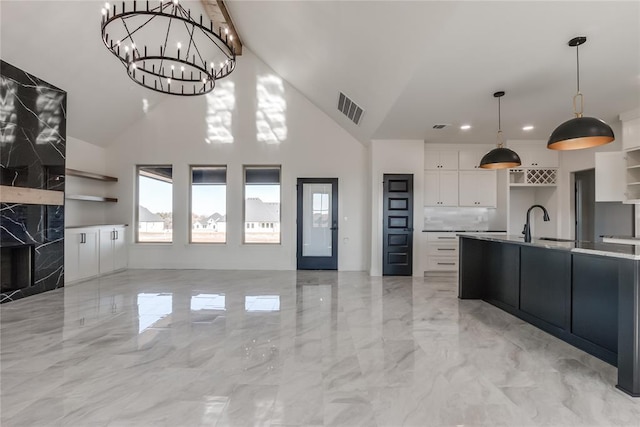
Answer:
(547, 36, 614, 150)
(479, 91, 522, 169)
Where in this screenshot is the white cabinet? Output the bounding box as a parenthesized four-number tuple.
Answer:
(518, 149, 558, 168)
(425, 151, 458, 170)
(65, 225, 127, 284)
(424, 170, 458, 206)
(595, 151, 626, 202)
(424, 232, 458, 272)
(99, 226, 127, 274)
(65, 228, 99, 283)
(458, 171, 497, 207)
(458, 150, 485, 170)
(622, 117, 640, 151)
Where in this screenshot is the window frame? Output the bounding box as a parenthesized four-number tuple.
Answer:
(242, 165, 282, 245)
(135, 164, 174, 244)
(188, 164, 228, 245)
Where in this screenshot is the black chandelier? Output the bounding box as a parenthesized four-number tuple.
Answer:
(100, 0, 236, 96)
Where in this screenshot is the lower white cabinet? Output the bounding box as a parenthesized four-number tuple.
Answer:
(65, 228, 99, 283)
(65, 225, 127, 284)
(424, 232, 459, 272)
(99, 226, 128, 274)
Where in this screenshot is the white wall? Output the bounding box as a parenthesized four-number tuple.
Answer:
(370, 139, 424, 276)
(65, 136, 109, 227)
(105, 50, 369, 271)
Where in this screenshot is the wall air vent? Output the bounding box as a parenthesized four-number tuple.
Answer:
(432, 124, 449, 129)
(338, 92, 364, 125)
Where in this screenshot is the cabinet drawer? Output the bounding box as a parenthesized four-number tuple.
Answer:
(426, 232, 458, 242)
(426, 256, 458, 271)
(427, 244, 458, 256)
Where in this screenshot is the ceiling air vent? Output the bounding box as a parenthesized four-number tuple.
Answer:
(338, 92, 364, 125)
(432, 124, 449, 129)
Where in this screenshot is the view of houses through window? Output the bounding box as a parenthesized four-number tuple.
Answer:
(137, 166, 173, 243)
(191, 166, 227, 243)
(244, 166, 281, 244)
(136, 165, 281, 244)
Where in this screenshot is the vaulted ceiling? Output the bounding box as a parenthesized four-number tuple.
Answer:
(1, 1, 638, 147)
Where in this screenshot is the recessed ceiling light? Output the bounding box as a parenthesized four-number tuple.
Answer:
(460, 124, 471, 130)
(522, 125, 534, 131)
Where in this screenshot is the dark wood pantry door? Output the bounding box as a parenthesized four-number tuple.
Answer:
(382, 174, 414, 276)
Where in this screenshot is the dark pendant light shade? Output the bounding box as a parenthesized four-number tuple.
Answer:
(547, 36, 614, 150)
(479, 91, 522, 169)
(547, 116, 614, 150)
(479, 147, 522, 169)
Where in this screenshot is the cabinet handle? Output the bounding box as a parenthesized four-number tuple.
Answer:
(437, 248, 456, 251)
(80, 233, 85, 244)
(116, 230, 119, 240)
(437, 237, 456, 240)
(437, 262, 456, 265)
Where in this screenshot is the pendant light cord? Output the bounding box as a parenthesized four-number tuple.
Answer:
(576, 43, 580, 93)
(498, 96, 501, 131)
(573, 42, 584, 117)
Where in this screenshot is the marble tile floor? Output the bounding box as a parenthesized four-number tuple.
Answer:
(1, 269, 639, 426)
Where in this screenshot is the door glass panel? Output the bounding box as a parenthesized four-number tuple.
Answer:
(302, 183, 332, 257)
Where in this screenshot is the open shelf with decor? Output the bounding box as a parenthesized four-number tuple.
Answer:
(65, 168, 118, 203)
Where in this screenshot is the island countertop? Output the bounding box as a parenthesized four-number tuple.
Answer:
(458, 233, 640, 260)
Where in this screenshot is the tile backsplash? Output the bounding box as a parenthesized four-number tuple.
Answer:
(424, 207, 500, 230)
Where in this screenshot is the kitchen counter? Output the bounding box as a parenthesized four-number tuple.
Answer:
(459, 234, 640, 397)
(459, 233, 640, 260)
(422, 229, 506, 232)
(65, 224, 128, 229)
(602, 236, 640, 245)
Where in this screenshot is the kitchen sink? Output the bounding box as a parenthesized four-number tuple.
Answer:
(539, 237, 576, 242)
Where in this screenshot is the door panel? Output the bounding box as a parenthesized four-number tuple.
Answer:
(383, 174, 413, 276)
(297, 178, 338, 270)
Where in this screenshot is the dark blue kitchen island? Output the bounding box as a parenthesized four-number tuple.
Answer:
(458, 234, 640, 397)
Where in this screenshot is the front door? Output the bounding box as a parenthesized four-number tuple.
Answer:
(296, 178, 338, 270)
(383, 174, 414, 276)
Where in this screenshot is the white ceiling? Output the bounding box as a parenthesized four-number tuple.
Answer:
(1, 1, 638, 147)
(226, 0, 640, 145)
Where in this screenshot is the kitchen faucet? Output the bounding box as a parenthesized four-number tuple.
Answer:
(522, 204, 550, 243)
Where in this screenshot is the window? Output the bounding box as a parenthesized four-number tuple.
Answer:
(190, 166, 227, 243)
(137, 166, 173, 243)
(244, 166, 281, 244)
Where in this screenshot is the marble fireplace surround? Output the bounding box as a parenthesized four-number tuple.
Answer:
(0, 60, 67, 303)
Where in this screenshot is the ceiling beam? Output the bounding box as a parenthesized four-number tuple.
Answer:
(201, 0, 243, 55)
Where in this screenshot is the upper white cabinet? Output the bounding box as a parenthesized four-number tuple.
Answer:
(517, 149, 558, 168)
(595, 152, 626, 202)
(424, 170, 458, 206)
(458, 171, 497, 207)
(622, 117, 640, 151)
(425, 151, 458, 170)
(458, 151, 485, 170)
